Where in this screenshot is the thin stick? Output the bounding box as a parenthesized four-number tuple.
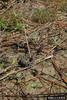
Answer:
(35, 55, 53, 65)
(40, 76, 67, 89)
(24, 29, 31, 58)
(0, 66, 31, 81)
(51, 60, 67, 85)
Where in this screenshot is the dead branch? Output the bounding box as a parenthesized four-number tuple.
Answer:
(51, 59, 67, 85)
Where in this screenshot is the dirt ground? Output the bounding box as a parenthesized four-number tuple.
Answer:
(0, 0, 67, 100)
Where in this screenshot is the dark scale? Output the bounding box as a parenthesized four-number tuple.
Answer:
(11, 42, 29, 54)
(18, 59, 25, 67)
(18, 42, 28, 53)
(18, 42, 24, 48)
(18, 58, 27, 67)
(36, 46, 42, 54)
(29, 57, 33, 62)
(23, 43, 28, 54)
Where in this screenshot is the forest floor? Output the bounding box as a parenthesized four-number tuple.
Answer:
(0, 0, 67, 100)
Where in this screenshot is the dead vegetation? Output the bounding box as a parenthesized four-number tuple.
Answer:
(0, 0, 67, 99)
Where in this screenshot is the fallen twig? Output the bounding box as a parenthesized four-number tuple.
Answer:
(24, 29, 31, 58)
(39, 76, 67, 89)
(0, 66, 31, 81)
(51, 60, 67, 85)
(35, 55, 53, 65)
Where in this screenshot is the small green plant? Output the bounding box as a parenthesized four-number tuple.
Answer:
(6, 13, 28, 32)
(27, 81, 42, 89)
(0, 12, 28, 32)
(14, 22, 23, 31)
(0, 57, 9, 68)
(31, 8, 55, 23)
(0, 62, 4, 69)
(0, 58, 8, 68)
(5, 13, 18, 31)
(0, 17, 7, 31)
(15, 22, 28, 31)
